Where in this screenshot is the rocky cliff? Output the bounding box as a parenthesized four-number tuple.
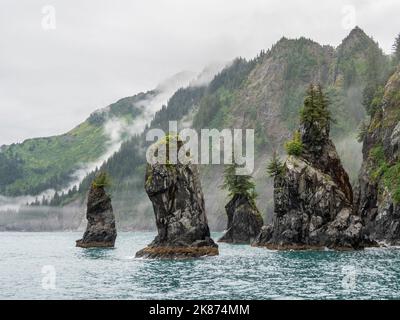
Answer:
(76, 182, 117, 248)
(254, 85, 372, 250)
(135, 138, 218, 258)
(218, 194, 263, 244)
(356, 67, 400, 245)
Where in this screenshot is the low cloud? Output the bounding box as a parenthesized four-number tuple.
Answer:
(0, 65, 227, 211)
(1, 0, 399, 145)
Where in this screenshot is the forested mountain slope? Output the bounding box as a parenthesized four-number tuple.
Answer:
(0, 72, 196, 197)
(1, 27, 393, 231)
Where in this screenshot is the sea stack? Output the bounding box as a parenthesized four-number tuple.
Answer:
(254, 85, 371, 250)
(76, 173, 117, 248)
(219, 194, 263, 244)
(136, 136, 218, 258)
(218, 162, 263, 243)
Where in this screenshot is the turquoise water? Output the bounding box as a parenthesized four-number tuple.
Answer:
(1, 232, 400, 300)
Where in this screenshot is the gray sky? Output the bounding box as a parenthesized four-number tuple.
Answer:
(0, 0, 399, 145)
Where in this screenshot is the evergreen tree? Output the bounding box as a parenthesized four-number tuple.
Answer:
(50, 192, 60, 206)
(285, 84, 332, 156)
(363, 85, 385, 116)
(300, 84, 331, 128)
(266, 151, 284, 177)
(285, 130, 303, 156)
(344, 61, 357, 88)
(222, 162, 257, 201)
(365, 46, 381, 85)
(393, 33, 400, 64)
(92, 171, 111, 189)
(362, 46, 388, 115)
(41, 195, 48, 206)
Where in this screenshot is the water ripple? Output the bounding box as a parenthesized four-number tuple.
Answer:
(0, 232, 400, 299)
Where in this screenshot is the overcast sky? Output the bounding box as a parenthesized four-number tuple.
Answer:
(0, 0, 399, 145)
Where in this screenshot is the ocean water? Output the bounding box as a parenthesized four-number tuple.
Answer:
(1, 232, 400, 300)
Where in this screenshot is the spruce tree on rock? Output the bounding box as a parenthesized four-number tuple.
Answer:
(267, 151, 284, 177)
(222, 163, 257, 200)
(219, 162, 263, 244)
(253, 83, 370, 250)
(299, 84, 332, 159)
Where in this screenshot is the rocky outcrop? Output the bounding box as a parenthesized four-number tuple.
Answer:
(300, 120, 353, 204)
(136, 140, 218, 258)
(356, 68, 400, 245)
(76, 184, 117, 248)
(254, 85, 372, 250)
(253, 155, 369, 250)
(219, 194, 263, 244)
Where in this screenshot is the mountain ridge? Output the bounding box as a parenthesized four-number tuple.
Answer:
(0, 27, 393, 231)
(0, 71, 200, 198)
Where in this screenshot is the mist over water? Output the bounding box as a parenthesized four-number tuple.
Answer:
(1, 232, 400, 300)
(335, 134, 363, 183)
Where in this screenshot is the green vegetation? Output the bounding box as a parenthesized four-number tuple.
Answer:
(285, 131, 303, 156)
(193, 89, 231, 129)
(393, 33, 400, 64)
(361, 43, 392, 117)
(92, 172, 111, 189)
(369, 145, 388, 181)
(222, 162, 257, 201)
(88, 94, 147, 126)
(0, 121, 107, 196)
(266, 151, 284, 177)
(284, 84, 332, 157)
(0, 92, 148, 196)
(357, 121, 369, 143)
(369, 144, 400, 203)
(280, 38, 323, 82)
(151, 87, 205, 132)
(363, 85, 385, 116)
(13, 27, 394, 223)
(47, 83, 206, 217)
(300, 84, 332, 128)
(193, 58, 255, 129)
(383, 163, 400, 203)
(277, 38, 330, 130)
(156, 133, 183, 169)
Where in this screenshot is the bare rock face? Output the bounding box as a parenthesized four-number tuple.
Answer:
(136, 158, 218, 259)
(355, 68, 400, 245)
(219, 194, 263, 244)
(76, 185, 117, 248)
(254, 87, 372, 250)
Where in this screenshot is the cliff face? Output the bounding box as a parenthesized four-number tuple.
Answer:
(76, 185, 117, 248)
(136, 140, 218, 258)
(254, 155, 365, 249)
(218, 194, 263, 244)
(254, 87, 372, 250)
(356, 68, 400, 244)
